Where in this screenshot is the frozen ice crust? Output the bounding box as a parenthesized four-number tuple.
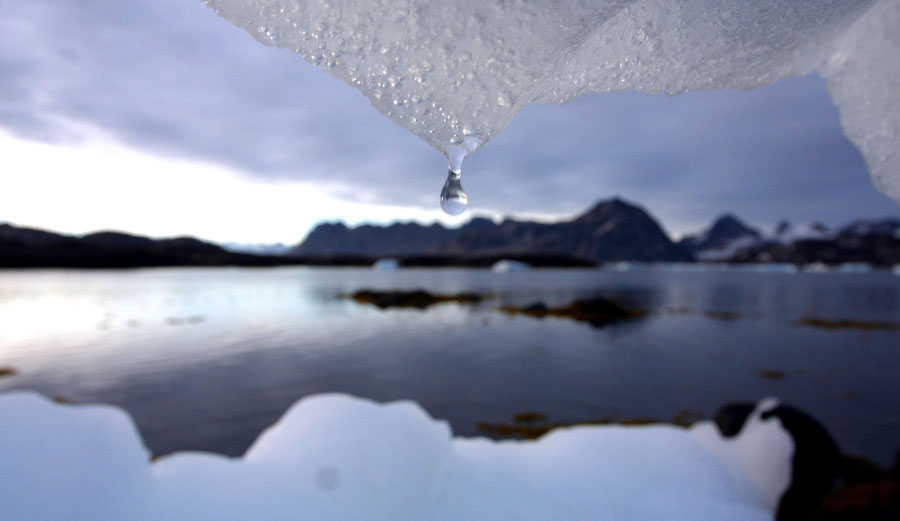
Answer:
(204, 0, 898, 202)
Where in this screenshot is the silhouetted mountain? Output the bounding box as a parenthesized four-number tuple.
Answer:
(0, 224, 300, 268)
(679, 215, 761, 259)
(5, 207, 900, 269)
(290, 217, 500, 257)
(434, 198, 690, 262)
(292, 198, 691, 263)
(81, 231, 156, 249)
(838, 218, 900, 238)
(291, 221, 457, 257)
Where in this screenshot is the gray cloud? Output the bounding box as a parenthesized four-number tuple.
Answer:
(1, 0, 897, 237)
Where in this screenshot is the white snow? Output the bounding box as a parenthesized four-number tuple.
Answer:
(0, 391, 793, 520)
(204, 0, 900, 202)
(696, 235, 761, 261)
(691, 397, 794, 513)
(771, 222, 833, 244)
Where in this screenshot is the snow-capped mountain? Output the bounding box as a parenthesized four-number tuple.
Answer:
(679, 215, 762, 261)
(771, 221, 832, 243)
(682, 216, 900, 265)
(838, 218, 900, 238)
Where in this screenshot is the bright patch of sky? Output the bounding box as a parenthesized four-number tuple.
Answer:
(0, 126, 469, 244)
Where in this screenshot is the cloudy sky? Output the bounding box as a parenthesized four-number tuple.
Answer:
(1, 0, 897, 245)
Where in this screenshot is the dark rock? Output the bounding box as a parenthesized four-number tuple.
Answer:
(348, 289, 482, 309)
(714, 402, 842, 520)
(759, 369, 789, 380)
(512, 412, 547, 424)
(762, 405, 841, 521)
(893, 449, 900, 481)
(523, 302, 549, 313)
(839, 455, 891, 487)
(794, 318, 900, 331)
(815, 480, 900, 520)
(499, 296, 643, 328)
(713, 403, 756, 437)
(567, 298, 634, 322)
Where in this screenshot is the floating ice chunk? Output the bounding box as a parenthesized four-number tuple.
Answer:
(205, 0, 899, 202)
(491, 259, 530, 272)
(372, 258, 400, 270)
(0, 391, 798, 520)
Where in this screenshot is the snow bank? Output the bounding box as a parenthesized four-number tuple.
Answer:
(0, 391, 793, 520)
(204, 0, 900, 202)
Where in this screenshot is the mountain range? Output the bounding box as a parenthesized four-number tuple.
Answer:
(0, 224, 302, 269)
(292, 198, 900, 266)
(677, 214, 900, 265)
(2, 197, 899, 268)
(292, 198, 692, 263)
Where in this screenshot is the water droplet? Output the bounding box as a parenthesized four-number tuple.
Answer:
(440, 170, 468, 215)
(439, 135, 482, 215)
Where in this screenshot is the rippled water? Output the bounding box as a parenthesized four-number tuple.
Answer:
(0, 266, 898, 464)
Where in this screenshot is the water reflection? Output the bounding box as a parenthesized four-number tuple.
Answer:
(0, 267, 898, 464)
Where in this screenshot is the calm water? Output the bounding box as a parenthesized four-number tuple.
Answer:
(0, 266, 898, 464)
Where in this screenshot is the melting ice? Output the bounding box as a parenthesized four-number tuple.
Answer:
(204, 0, 900, 205)
(439, 135, 480, 215)
(0, 392, 793, 520)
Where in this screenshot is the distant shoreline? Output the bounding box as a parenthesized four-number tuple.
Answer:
(0, 253, 597, 270)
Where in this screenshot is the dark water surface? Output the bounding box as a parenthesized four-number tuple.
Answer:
(0, 266, 898, 464)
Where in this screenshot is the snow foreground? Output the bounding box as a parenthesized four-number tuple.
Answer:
(0, 392, 793, 520)
(203, 0, 900, 203)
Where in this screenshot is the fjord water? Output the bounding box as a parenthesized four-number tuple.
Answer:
(0, 266, 898, 464)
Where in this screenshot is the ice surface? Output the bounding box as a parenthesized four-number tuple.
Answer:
(204, 0, 899, 202)
(692, 397, 793, 513)
(0, 391, 792, 520)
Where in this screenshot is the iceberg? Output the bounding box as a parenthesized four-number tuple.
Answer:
(0, 391, 795, 520)
(203, 0, 900, 202)
(372, 258, 400, 270)
(491, 259, 530, 272)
